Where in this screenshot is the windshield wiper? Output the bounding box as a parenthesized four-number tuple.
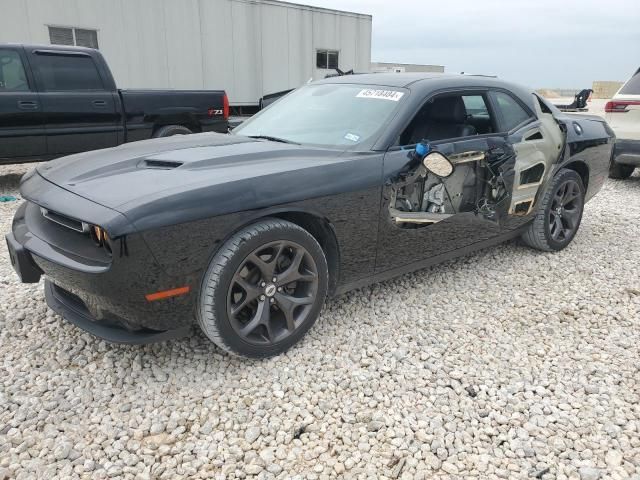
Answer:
(248, 135, 299, 145)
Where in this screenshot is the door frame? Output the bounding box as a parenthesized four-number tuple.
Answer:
(0, 45, 47, 160)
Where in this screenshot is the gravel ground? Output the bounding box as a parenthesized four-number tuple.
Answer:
(1, 163, 639, 480)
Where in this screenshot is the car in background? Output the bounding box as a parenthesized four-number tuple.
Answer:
(0, 44, 229, 164)
(606, 68, 640, 178)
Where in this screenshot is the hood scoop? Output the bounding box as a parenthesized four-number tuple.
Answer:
(142, 159, 184, 169)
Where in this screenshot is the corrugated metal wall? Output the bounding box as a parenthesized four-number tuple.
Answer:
(0, 0, 372, 105)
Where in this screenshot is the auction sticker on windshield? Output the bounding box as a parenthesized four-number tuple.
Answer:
(356, 89, 404, 101)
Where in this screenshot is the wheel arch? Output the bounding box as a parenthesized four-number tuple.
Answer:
(269, 210, 340, 296)
(560, 160, 589, 191)
(151, 115, 201, 135)
(209, 208, 341, 296)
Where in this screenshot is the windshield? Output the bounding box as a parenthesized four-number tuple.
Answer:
(233, 83, 407, 148)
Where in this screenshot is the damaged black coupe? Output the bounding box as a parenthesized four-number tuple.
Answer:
(7, 74, 614, 358)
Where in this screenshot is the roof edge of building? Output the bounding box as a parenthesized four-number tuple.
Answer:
(244, 0, 372, 19)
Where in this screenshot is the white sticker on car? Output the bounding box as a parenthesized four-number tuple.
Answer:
(344, 133, 360, 142)
(356, 89, 405, 101)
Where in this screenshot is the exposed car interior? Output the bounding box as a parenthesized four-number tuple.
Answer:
(399, 93, 496, 145)
(391, 93, 517, 230)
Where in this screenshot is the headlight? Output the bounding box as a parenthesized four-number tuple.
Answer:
(90, 225, 112, 254)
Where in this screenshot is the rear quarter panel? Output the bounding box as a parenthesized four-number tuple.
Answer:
(561, 115, 614, 201)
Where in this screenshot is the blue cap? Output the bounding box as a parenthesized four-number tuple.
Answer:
(415, 142, 430, 157)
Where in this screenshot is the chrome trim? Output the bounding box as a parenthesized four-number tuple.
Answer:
(40, 207, 90, 233)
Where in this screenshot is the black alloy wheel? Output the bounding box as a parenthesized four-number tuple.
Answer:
(197, 218, 328, 358)
(227, 240, 319, 345)
(521, 168, 585, 252)
(548, 179, 582, 243)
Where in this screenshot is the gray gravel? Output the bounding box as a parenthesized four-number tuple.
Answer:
(1, 163, 639, 480)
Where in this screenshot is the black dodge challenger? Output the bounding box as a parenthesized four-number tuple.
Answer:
(6, 73, 614, 358)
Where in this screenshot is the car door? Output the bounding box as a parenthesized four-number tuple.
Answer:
(27, 49, 119, 156)
(487, 90, 565, 230)
(376, 91, 507, 273)
(0, 46, 46, 161)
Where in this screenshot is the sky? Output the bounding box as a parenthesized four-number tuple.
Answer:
(304, 0, 640, 89)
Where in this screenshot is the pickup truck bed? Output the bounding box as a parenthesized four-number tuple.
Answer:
(0, 44, 229, 164)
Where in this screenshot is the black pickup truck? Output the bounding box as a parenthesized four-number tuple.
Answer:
(0, 44, 229, 164)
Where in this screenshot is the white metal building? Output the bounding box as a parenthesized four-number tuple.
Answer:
(371, 62, 445, 74)
(0, 0, 372, 106)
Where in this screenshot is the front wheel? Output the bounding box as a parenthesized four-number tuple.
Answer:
(197, 219, 328, 358)
(521, 169, 585, 252)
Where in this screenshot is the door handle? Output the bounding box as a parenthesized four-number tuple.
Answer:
(92, 100, 107, 108)
(17, 100, 39, 110)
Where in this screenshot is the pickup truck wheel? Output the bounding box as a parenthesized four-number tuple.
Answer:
(608, 162, 635, 179)
(521, 169, 585, 252)
(153, 125, 192, 138)
(197, 218, 329, 359)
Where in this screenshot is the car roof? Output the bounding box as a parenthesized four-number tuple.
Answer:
(314, 72, 535, 107)
(1, 43, 98, 54)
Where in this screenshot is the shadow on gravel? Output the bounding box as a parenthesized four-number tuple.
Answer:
(0, 173, 23, 193)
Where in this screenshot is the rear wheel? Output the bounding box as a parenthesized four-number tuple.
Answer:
(608, 161, 635, 179)
(521, 169, 585, 252)
(153, 125, 192, 138)
(197, 218, 328, 358)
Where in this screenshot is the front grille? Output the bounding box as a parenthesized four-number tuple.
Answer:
(40, 207, 89, 233)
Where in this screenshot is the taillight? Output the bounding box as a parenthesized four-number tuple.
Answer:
(605, 100, 640, 113)
(223, 93, 229, 120)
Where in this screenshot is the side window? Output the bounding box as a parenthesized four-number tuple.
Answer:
(533, 94, 557, 115)
(31, 54, 104, 91)
(492, 91, 533, 131)
(316, 50, 339, 70)
(398, 93, 495, 146)
(462, 95, 488, 115)
(0, 50, 29, 92)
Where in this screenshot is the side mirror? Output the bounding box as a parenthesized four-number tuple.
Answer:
(422, 152, 454, 178)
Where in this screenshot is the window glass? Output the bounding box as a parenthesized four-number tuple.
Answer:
(32, 54, 104, 91)
(462, 95, 489, 115)
(49, 27, 74, 46)
(49, 26, 99, 49)
(234, 84, 405, 147)
(75, 29, 99, 49)
(533, 94, 560, 115)
(316, 50, 339, 69)
(398, 93, 495, 145)
(493, 91, 532, 131)
(619, 72, 640, 95)
(0, 50, 29, 91)
(327, 51, 339, 69)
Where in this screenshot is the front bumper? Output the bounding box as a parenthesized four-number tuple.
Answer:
(8, 200, 196, 344)
(44, 280, 190, 344)
(613, 139, 640, 166)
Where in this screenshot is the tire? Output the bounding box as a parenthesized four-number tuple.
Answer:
(152, 125, 192, 138)
(521, 168, 585, 252)
(197, 218, 329, 358)
(608, 161, 635, 179)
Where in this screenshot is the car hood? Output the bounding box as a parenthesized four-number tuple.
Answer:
(36, 132, 344, 211)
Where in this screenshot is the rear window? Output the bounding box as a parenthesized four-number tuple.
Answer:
(31, 53, 104, 91)
(619, 71, 640, 95)
(492, 91, 533, 131)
